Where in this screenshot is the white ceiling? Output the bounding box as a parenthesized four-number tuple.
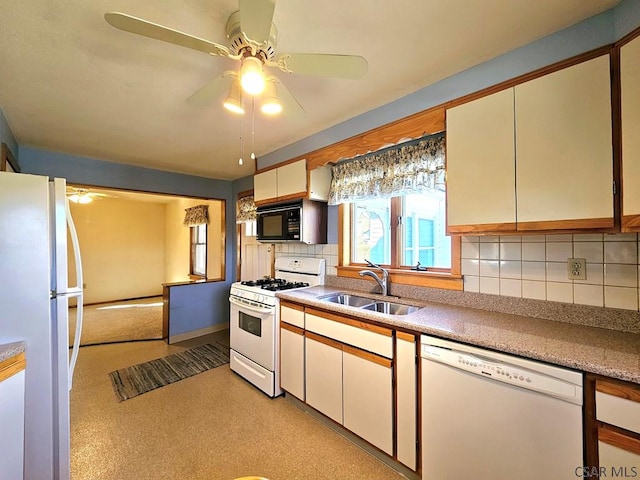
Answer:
(0, 0, 619, 181)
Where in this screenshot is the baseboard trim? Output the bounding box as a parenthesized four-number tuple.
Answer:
(169, 323, 229, 344)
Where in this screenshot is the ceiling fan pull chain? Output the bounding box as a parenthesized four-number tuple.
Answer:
(239, 114, 244, 166)
(251, 97, 256, 161)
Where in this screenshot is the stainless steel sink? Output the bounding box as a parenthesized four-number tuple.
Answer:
(318, 293, 375, 307)
(318, 293, 419, 315)
(362, 301, 419, 316)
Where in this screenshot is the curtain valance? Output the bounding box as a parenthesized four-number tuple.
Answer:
(327, 133, 445, 205)
(236, 195, 257, 223)
(183, 205, 209, 226)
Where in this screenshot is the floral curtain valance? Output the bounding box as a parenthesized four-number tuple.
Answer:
(236, 195, 257, 223)
(183, 205, 209, 226)
(327, 133, 445, 205)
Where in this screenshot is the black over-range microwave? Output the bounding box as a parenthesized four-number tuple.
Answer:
(256, 199, 327, 244)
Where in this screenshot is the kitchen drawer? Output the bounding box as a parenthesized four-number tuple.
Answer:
(596, 379, 640, 434)
(305, 308, 393, 358)
(280, 302, 305, 328)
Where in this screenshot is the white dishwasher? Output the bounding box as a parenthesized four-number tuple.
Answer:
(421, 335, 583, 480)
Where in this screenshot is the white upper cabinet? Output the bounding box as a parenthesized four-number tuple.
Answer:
(446, 88, 516, 232)
(515, 55, 613, 229)
(621, 34, 640, 230)
(446, 54, 614, 234)
(253, 159, 331, 204)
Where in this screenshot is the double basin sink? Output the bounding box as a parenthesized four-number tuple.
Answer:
(318, 293, 419, 316)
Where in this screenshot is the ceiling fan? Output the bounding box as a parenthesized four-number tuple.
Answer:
(104, 0, 368, 116)
(66, 187, 116, 204)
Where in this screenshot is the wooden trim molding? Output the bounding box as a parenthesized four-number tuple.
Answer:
(0, 143, 20, 173)
(285, 107, 446, 171)
(396, 331, 416, 343)
(622, 215, 640, 231)
(306, 331, 343, 350)
(280, 321, 304, 336)
(342, 343, 393, 368)
(516, 218, 615, 232)
(599, 425, 640, 455)
(280, 301, 305, 312)
(596, 377, 640, 403)
(337, 266, 463, 291)
(0, 352, 26, 382)
(306, 307, 393, 337)
(447, 222, 517, 235)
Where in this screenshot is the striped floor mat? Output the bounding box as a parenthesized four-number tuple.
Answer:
(109, 342, 230, 401)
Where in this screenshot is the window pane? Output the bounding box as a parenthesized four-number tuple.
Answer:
(352, 198, 391, 264)
(193, 244, 207, 276)
(402, 192, 450, 268)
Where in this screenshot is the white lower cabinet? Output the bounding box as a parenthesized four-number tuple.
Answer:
(343, 348, 393, 455)
(280, 323, 305, 400)
(305, 334, 343, 424)
(599, 440, 640, 473)
(0, 366, 25, 480)
(396, 333, 417, 469)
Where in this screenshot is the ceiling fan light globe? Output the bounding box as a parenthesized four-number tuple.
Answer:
(240, 56, 265, 95)
(261, 102, 282, 115)
(223, 100, 245, 114)
(78, 195, 93, 204)
(223, 79, 245, 114)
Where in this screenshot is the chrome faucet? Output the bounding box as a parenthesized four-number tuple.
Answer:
(359, 259, 389, 296)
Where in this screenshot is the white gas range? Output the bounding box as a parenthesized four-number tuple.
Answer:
(229, 257, 325, 397)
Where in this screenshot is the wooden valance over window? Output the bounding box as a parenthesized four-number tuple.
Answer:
(183, 205, 209, 226)
(236, 195, 256, 223)
(327, 132, 445, 205)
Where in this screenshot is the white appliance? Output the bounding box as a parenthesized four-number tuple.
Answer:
(0, 172, 84, 480)
(229, 257, 325, 397)
(420, 335, 583, 480)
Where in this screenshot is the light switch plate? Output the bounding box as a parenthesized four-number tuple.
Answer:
(567, 258, 587, 280)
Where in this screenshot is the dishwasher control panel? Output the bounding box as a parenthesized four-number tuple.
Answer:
(421, 342, 583, 405)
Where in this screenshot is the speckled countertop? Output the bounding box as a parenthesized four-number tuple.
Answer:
(277, 286, 640, 385)
(0, 341, 25, 363)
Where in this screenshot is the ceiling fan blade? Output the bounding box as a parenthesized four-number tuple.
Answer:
(187, 74, 234, 105)
(104, 12, 230, 57)
(238, 0, 276, 44)
(273, 53, 368, 79)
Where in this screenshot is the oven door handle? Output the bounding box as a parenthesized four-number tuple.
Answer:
(229, 296, 274, 315)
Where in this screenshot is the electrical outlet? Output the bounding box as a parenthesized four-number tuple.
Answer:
(567, 258, 587, 280)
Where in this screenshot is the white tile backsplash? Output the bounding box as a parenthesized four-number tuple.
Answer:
(546, 242, 573, 262)
(604, 286, 638, 310)
(522, 280, 546, 300)
(461, 233, 640, 312)
(604, 242, 638, 264)
(480, 242, 499, 260)
(522, 243, 546, 261)
(547, 281, 573, 303)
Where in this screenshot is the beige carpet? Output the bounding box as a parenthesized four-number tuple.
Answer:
(70, 331, 406, 480)
(70, 297, 163, 346)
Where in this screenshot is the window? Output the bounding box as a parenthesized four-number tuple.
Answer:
(190, 223, 207, 278)
(351, 190, 451, 270)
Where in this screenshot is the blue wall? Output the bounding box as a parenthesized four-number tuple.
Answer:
(18, 146, 236, 337)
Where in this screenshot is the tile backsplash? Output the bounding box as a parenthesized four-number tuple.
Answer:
(462, 233, 640, 311)
(275, 243, 339, 276)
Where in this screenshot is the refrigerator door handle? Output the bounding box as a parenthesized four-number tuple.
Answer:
(66, 196, 84, 389)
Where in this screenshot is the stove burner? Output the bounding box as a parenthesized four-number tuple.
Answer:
(241, 278, 285, 287)
(261, 281, 310, 292)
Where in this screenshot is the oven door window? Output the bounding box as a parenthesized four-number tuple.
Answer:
(238, 311, 262, 337)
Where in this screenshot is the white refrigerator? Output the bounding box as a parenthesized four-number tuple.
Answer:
(0, 172, 84, 480)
